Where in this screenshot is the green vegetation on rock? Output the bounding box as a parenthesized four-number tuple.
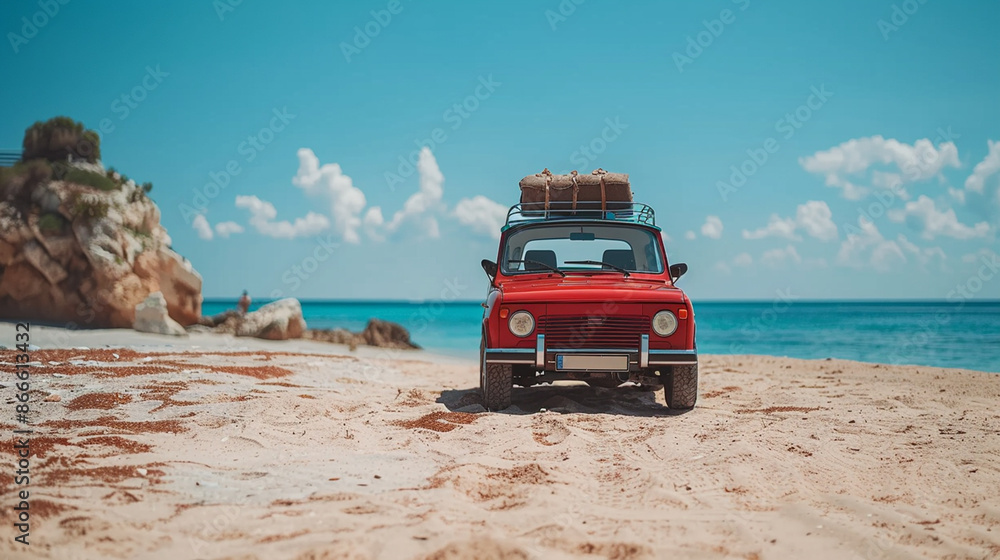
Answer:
(70, 193, 109, 220)
(53, 162, 117, 191)
(22, 116, 101, 163)
(38, 212, 66, 235)
(0, 117, 158, 227)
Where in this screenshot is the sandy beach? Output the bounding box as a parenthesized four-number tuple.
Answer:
(1, 324, 998, 560)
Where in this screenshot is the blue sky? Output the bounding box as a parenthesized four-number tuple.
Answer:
(2, 0, 998, 301)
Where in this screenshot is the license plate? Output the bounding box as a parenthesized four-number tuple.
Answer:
(556, 354, 629, 372)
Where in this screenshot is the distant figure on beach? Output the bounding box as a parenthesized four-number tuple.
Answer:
(237, 290, 251, 314)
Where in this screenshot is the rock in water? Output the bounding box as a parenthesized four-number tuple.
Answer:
(304, 319, 419, 349)
(0, 162, 202, 327)
(236, 298, 307, 340)
(361, 318, 419, 349)
(133, 292, 186, 336)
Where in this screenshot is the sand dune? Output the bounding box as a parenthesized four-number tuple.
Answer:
(0, 326, 998, 559)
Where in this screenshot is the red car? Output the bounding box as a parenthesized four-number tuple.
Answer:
(479, 202, 697, 411)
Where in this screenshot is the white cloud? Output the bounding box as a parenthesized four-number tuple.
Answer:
(388, 148, 445, 234)
(742, 201, 837, 242)
(887, 195, 990, 240)
(453, 196, 508, 239)
(838, 180, 870, 201)
(700, 215, 723, 239)
(733, 252, 753, 267)
(871, 171, 903, 189)
(311, 146, 507, 241)
(800, 136, 960, 199)
(366, 147, 446, 240)
(425, 217, 441, 238)
(837, 218, 904, 272)
(235, 195, 330, 239)
(948, 187, 966, 204)
(962, 248, 999, 264)
(684, 230, 697, 240)
(362, 207, 386, 242)
(805, 257, 828, 268)
(292, 148, 367, 243)
(743, 215, 798, 241)
(870, 240, 906, 272)
(964, 140, 1000, 194)
(215, 221, 244, 238)
(192, 214, 213, 241)
(796, 201, 839, 241)
(896, 234, 945, 269)
(760, 245, 802, 267)
(714, 252, 752, 275)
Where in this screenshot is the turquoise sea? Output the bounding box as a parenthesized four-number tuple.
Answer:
(202, 300, 1000, 373)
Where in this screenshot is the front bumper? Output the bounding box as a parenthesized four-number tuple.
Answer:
(485, 334, 698, 372)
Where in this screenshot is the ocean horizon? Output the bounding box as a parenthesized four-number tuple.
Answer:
(202, 299, 1000, 373)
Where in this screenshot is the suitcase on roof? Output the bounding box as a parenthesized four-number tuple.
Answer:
(519, 168, 632, 214)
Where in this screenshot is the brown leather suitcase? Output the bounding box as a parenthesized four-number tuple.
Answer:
(519, 168, 632, 214)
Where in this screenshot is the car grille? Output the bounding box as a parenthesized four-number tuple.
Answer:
(538, 315, 649, 349)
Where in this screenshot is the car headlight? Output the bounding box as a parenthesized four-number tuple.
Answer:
(508, 311, 535, 337)
(652, 310, 678, 337)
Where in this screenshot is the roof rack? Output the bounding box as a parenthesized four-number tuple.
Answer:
(503, 202, 656, 230)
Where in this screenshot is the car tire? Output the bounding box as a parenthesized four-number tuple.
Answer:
(480, 336, 513, 411)
(664, 363, 698, 409)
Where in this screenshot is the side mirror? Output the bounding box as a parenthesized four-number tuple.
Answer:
(669, 263, 688, 282)
(481, 259, 498, 281)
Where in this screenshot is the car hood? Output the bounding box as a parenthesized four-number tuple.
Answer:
(498, 275, 687, 304)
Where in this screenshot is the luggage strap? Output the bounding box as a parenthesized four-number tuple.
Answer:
(571, 172, 579, 213)
(600, 175, 607, 212)
(544, 174, 551, 210)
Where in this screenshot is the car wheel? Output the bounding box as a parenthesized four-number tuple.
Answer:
(482, 367, 513, 412)
(664, 363, 698, 409)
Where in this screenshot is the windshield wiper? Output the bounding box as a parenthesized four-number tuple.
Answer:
(564, 260, 631, 277)
(508, 259, 567, 277)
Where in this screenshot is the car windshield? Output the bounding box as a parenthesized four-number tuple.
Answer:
(501, 223, 664, 275)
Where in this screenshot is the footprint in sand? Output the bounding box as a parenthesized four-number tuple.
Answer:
(342, 503, 381, 515)
(219, 436, 266, 449)
(59, 515, 112, 538)
(193, 416, 229, 429)
(532, 417, 570, 446)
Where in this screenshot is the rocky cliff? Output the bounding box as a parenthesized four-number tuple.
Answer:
(0, 159, 202, 328)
